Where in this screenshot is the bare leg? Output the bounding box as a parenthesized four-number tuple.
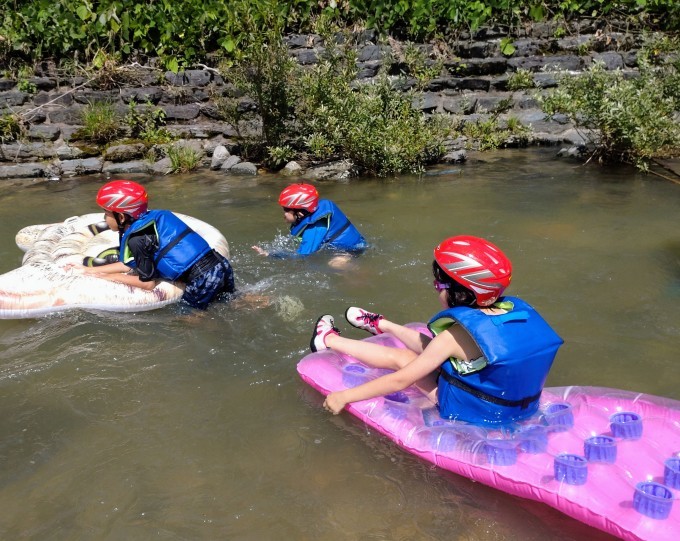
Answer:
(325, 334, 417, 370)
(379, 319, 432, 354)
(326, 334, 438, 399)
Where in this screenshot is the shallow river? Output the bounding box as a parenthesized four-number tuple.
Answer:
(1, 148, 678, 540)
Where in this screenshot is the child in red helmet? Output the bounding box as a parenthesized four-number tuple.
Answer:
(310, 235, 563, 426)
(252, 183, 366, 258)
(68, 180, 234, 310)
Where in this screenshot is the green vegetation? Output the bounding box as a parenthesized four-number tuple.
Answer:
(1, 1, 678, 69)
(462, 115, 531, 151)
(0, 113, 26, 143)
(540, 35, 680, 170)
(507, 68, 535, 91)
(166, 144, 202, 173)
(1, 2, 678, 174)
(124, 101, 174, 145)
(73, 101, 123, 144)
(214, 27, 449, 176)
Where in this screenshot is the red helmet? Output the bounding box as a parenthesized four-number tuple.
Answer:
(434, 235, 512, 306)
(278, 183, 319, 212)
(96, 180, 148, 219)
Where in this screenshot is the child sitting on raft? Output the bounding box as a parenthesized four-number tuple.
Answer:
(68, 180, 235, 310)
(252, 183, 367, 263)
(310, 235, 563, 425)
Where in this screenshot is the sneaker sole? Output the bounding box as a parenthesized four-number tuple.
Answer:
(310, 314, 329, 353)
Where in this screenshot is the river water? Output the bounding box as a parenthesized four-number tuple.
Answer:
(0, 148, 678, 540)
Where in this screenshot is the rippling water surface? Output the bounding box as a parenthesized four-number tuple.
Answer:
(1, 149, 678, 540)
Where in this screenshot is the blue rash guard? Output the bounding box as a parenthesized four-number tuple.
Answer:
(428, 296, 563, 426)
(270, 199, 367, 258)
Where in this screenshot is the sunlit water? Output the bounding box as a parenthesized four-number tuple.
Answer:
(1, 148, 678, 540)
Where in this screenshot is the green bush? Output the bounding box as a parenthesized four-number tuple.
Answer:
(0, 113, 26, 143)
(462, 115, 531, 150)
(220, 27, 297, 151)
(124, 101, 173, 144)
(2, 1, 678, 68)
(295, 61, 451, 176)
(540, 36, 680, 169)
(507, 68, 535, 91)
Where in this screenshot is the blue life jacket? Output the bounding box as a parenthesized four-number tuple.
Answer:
(289, 199, 365, 251)
(428, 296, 563, 425)
(120, 210, 212, 281)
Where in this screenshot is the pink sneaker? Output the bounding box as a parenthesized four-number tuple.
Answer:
(310, 315, 340, 352)
(345, 307, 384, 335)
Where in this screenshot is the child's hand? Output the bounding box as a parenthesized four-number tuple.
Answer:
(323, 392, 347, 415)
(251, 245, 269, 256)
(61, 262, 86, 273)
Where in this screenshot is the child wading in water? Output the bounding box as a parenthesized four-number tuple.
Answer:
(252, 183, 366, 266)
(311, 235, 563, 425)
(69, 180, 234, 310)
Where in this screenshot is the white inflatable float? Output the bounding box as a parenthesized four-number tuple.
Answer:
(0, 213, 229, 319)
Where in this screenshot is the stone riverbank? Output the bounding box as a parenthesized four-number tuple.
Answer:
(0, 19, 649, 181)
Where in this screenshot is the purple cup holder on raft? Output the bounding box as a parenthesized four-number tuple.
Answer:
(610, 411, 643, 440)
(516, 425, 548, 454)
(342, 364, 370, 388)
(554, 454, 588, 485)
(584, 435, 617, 463)
(664, 457, 680, 489)
(383, 391, 410, 419)
(484, 439, 518, 466)
(633, 482, 674, 520)
(544, 402, 574, 430)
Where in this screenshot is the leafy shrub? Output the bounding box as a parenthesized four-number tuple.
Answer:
(462, 116, 531, 151)
(17, 79, 37, 93)
(218, 19, 297, 159)
(266, 145, 296, 170)
(539, 36, 680, 169)
(124, 101, 173, 144)
(295, 61, 451, 176)
(507, 68, 535, 90)
(0, 113, 26, 143)
(2, 1, 678, 68)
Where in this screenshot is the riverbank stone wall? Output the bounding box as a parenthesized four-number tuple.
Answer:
(0, 20, 650, 180)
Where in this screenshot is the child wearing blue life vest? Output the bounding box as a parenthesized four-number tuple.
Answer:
(69, 180, 234, 310)
(252, 183, 367, 259)
(310, 235, 563, 426)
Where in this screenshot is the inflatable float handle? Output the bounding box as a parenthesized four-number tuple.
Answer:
(63, 215, 82, 225)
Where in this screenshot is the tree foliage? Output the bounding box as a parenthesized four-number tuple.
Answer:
(540, 35, 680, 169)
(1, 1, 678, 68)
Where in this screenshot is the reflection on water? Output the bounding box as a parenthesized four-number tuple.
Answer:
(1, 148, 678, 540)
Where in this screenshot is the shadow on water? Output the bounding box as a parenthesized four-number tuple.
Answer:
(1, 148, 677, 539)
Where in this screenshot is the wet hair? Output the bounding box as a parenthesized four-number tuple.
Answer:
(432, 261, 478, 308)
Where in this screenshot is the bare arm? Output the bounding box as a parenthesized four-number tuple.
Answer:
(97, 271, 158, 290)
(65, 262, 158, 290)
(323, 329, 457, 414)
(323, 324, 483, 415)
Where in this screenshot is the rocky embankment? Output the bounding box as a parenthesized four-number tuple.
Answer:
(0, 19, 644, 181)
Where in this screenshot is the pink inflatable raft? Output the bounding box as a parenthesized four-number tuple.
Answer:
(297, 325, 680, 541)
